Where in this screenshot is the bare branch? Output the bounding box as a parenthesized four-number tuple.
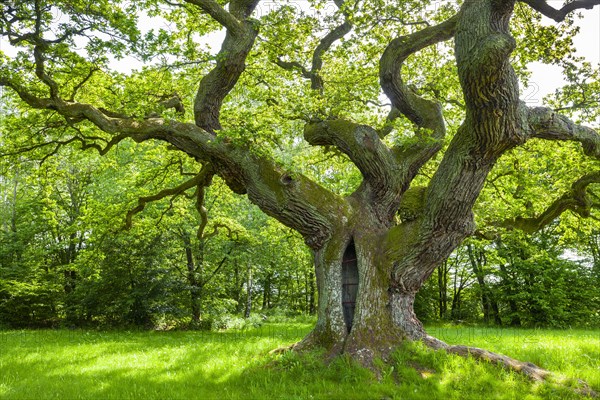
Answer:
(124, 169, 212, 230)
(204, 247, 235, 286)
(194, 164, 216, 240)
(272, 0, 352, 92)
(521, 0, 600, 22)
(274, 58, 314, 80)
(310, 20, 352, 91)
(527, 106, 600, 159)
(204, 223, 235, 241)
(380, 16, 457, 128)
(391, 1, 523, 290)
(69, 67, 99, 102)
(158, 93, 186, 115)
(497, 171, 600, 233)
(0, 77, 202, 147)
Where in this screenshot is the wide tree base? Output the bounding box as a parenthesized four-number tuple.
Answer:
(271, 333, 598, 398)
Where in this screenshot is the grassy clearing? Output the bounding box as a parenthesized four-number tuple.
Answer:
(0, 323, 598, 399)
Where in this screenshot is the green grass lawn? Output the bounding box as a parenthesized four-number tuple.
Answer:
(0, 323, 598, 399)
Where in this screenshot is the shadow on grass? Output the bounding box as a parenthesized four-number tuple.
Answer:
(0, 326, 597, 399)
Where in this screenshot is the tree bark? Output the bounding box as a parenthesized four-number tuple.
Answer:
(2, 0, 599, 393)
(437, 262, 448, 319)
(244, 263, 252, 318)
(308, 270, 316, 315)
(467, 244, 501, 324)
(262, 271, 272, 311)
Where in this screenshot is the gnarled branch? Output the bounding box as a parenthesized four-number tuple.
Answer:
(1, 76, 347, 249)
(380, 15, 458, 185)
(498, 171, 600, 233)
(521, 0, 600, 22)
(304, 119, 402, 221)
(273, 0, 352, 92)
(192, 0, 260, 131)
(182, 0, 245, 35)
(124, 168, 212, 230)
(310, 19, 352, 91)
(392, 1, 522, 291)
(526, 106, 600, 159)
(194, 163, 216, 240)
(274, 58, 314, 80)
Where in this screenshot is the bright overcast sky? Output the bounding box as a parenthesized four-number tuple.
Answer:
(527, 8, 600, 103)
(0, 3, 598, 108)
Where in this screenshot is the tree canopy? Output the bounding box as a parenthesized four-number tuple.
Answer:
(1, 0, 600, 389)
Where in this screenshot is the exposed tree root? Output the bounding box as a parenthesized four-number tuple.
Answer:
(268, 343, 298, 356)
(421, 334, 598, 398)
(270, 331, 598, 398)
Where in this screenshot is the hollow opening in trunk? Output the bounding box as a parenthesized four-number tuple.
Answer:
(342, 240, 358, 333)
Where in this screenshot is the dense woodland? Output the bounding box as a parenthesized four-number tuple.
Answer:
(1, 147, 598, 329)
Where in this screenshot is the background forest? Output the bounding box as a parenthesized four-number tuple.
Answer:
(0, 0, 598, 333)
(1, 140, 598, 330)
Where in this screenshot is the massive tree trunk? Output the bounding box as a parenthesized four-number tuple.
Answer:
(3, 0, 599, 394)
(290, 1, 588, 385)
(292, 198, 434, 362)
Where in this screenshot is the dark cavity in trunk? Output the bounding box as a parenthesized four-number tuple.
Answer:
(342, 240, 358, 333)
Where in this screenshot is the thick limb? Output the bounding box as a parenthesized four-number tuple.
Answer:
(498, 171, 600, 233)
(304, 119, 403, 222)
(189, 0, 261, 131)
(1, 78, 348, 249)
(526, 106, 600, 159)
(521, 0, 600, 22)
(379, 16, 457, 184)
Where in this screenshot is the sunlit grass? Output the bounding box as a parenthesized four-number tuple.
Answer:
(428, 325, 600, 394)
(0, 323, 598, 399)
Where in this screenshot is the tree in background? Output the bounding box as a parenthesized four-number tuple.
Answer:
(415, 231, 599, 328)
(1, 0, 599, 382)
(0, 141, 314, 328)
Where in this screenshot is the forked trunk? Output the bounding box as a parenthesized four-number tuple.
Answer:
(291, 229, 592, 395)
(296, 227, 429, 363)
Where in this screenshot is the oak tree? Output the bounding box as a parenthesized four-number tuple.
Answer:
(1, 0, 599, 385)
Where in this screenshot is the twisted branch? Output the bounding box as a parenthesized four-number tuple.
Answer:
(182, 0, 244, 35)
(274, 0, 353, 92)
(124, 166, 214, 230)
(380, 15, 458, 185)
(521, 0, 600, 22)
(498, 171, 600, 233)
(304, 119, 401, 221)
(1, 75, 346, 249)
(526, 106, 600, 159)
(191, 0, 261, 131)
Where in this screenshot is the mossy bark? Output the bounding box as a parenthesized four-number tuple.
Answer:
(296, 0, 538, 369)
(295, 199, 426, 363)
(5, 0, 599, 392)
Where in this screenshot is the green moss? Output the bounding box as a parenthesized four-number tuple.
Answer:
(384, 221, 420, 261)
(304, 120, 359, 145)
(398, 186, 427, 222)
